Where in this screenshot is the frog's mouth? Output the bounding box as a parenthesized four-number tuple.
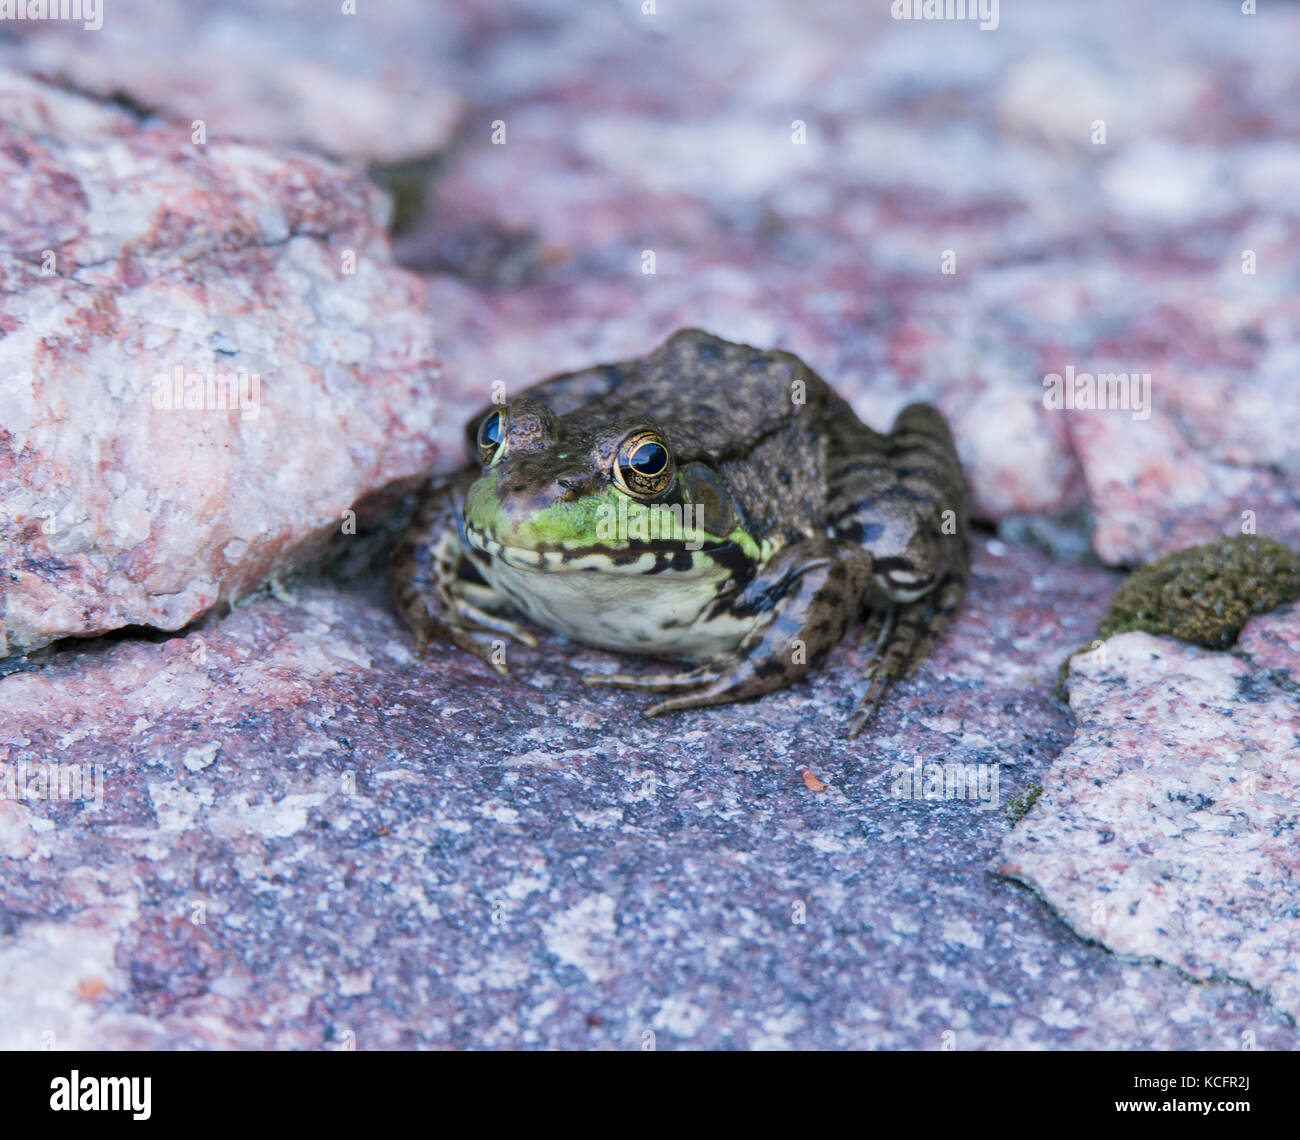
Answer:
(463, 520, 742, 579)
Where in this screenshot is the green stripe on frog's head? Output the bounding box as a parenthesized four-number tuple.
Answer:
(463, 464, 761, 577)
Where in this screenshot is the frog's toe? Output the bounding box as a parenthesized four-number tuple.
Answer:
(849, 602, 931, 730)
(402, 600, 512, 675)
(454, 598, 538, 648)
(434, 629, 505, 676)
(583, 663, 720, 693)
(640, 675, 748, 718)
(847, 678, 891, 737)
(858, 607, 896, 655)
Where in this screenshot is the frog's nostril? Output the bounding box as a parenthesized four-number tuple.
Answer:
(557, 478, 580, 495)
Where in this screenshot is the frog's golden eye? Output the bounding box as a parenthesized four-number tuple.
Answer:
(613, 431, 672, 498)
(476, 408, 508, 466)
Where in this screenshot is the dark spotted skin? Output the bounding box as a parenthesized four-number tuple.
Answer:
(389, 328, 969, 736)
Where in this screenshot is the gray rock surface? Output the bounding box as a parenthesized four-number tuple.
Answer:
(1, 541, 1295, 1048)
(1001, 609, 1300, 1022)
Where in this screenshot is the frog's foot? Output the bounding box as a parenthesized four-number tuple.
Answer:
(858, 605, 898, 668)
(390, 474, 534, 676)
(408, 595, 536, 677)
(629, 540, 873, 721)
(848, 624, 916, 737)
(451, 597, 538, 649)
(848, 570, 966, 736)
(638, 663, 782, 719)
(426, 624, 509, 674)
(582, 662, 721, 693)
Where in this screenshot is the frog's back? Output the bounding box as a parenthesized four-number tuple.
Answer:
(463, 327, 873, 543)
(473, 329, 832, 449)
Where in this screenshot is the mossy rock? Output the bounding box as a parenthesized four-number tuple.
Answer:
(1098, 535, 1300, 651)
(1055, 535, 1300, 700)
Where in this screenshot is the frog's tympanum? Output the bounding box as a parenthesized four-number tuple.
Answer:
(390, 329, 969, 735)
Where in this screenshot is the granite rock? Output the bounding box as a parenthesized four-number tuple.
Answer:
(0, 70, 448, 657)
(0, 0, 463, 164)
(1000, 608, 1300, 1021)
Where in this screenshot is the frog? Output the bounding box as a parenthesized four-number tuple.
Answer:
(389, 328, 969, 736)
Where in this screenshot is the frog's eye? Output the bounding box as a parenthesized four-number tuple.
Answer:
(613, 430, 672, 498)
(476, 409, 508, 466)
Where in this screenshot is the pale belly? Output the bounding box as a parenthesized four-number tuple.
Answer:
(478, 549, 756, 660)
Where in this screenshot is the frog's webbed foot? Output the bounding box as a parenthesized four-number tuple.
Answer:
(637, 665, 775, 719)
(849, 568, 967, 737)
(425, 620, 512, 675)
(849, 606, 920, 737)
(449, 598, 538, 650)
(389, 474, 534, 675)
(583, 663, 750, 718)
(582, 661, 721, 694)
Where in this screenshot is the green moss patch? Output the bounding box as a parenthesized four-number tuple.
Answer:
(1004, 784, 1042, 826)
(1055, 535, 1300, 701)
(1098, 535, 1300, 650)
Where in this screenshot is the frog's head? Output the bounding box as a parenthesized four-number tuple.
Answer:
(462, 396, 760, 578)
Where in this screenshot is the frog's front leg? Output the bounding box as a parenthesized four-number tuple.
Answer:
(586, 539, 872, 719)
(388, 472, 537, 672)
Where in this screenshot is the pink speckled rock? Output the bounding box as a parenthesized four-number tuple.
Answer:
(1000, 607, 1300, 1020)
(1238, 604, 1300, 673)
(1062, 277, 1300, 563)
(0, 70, 450, 656)
(0, 0, 463, 163)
